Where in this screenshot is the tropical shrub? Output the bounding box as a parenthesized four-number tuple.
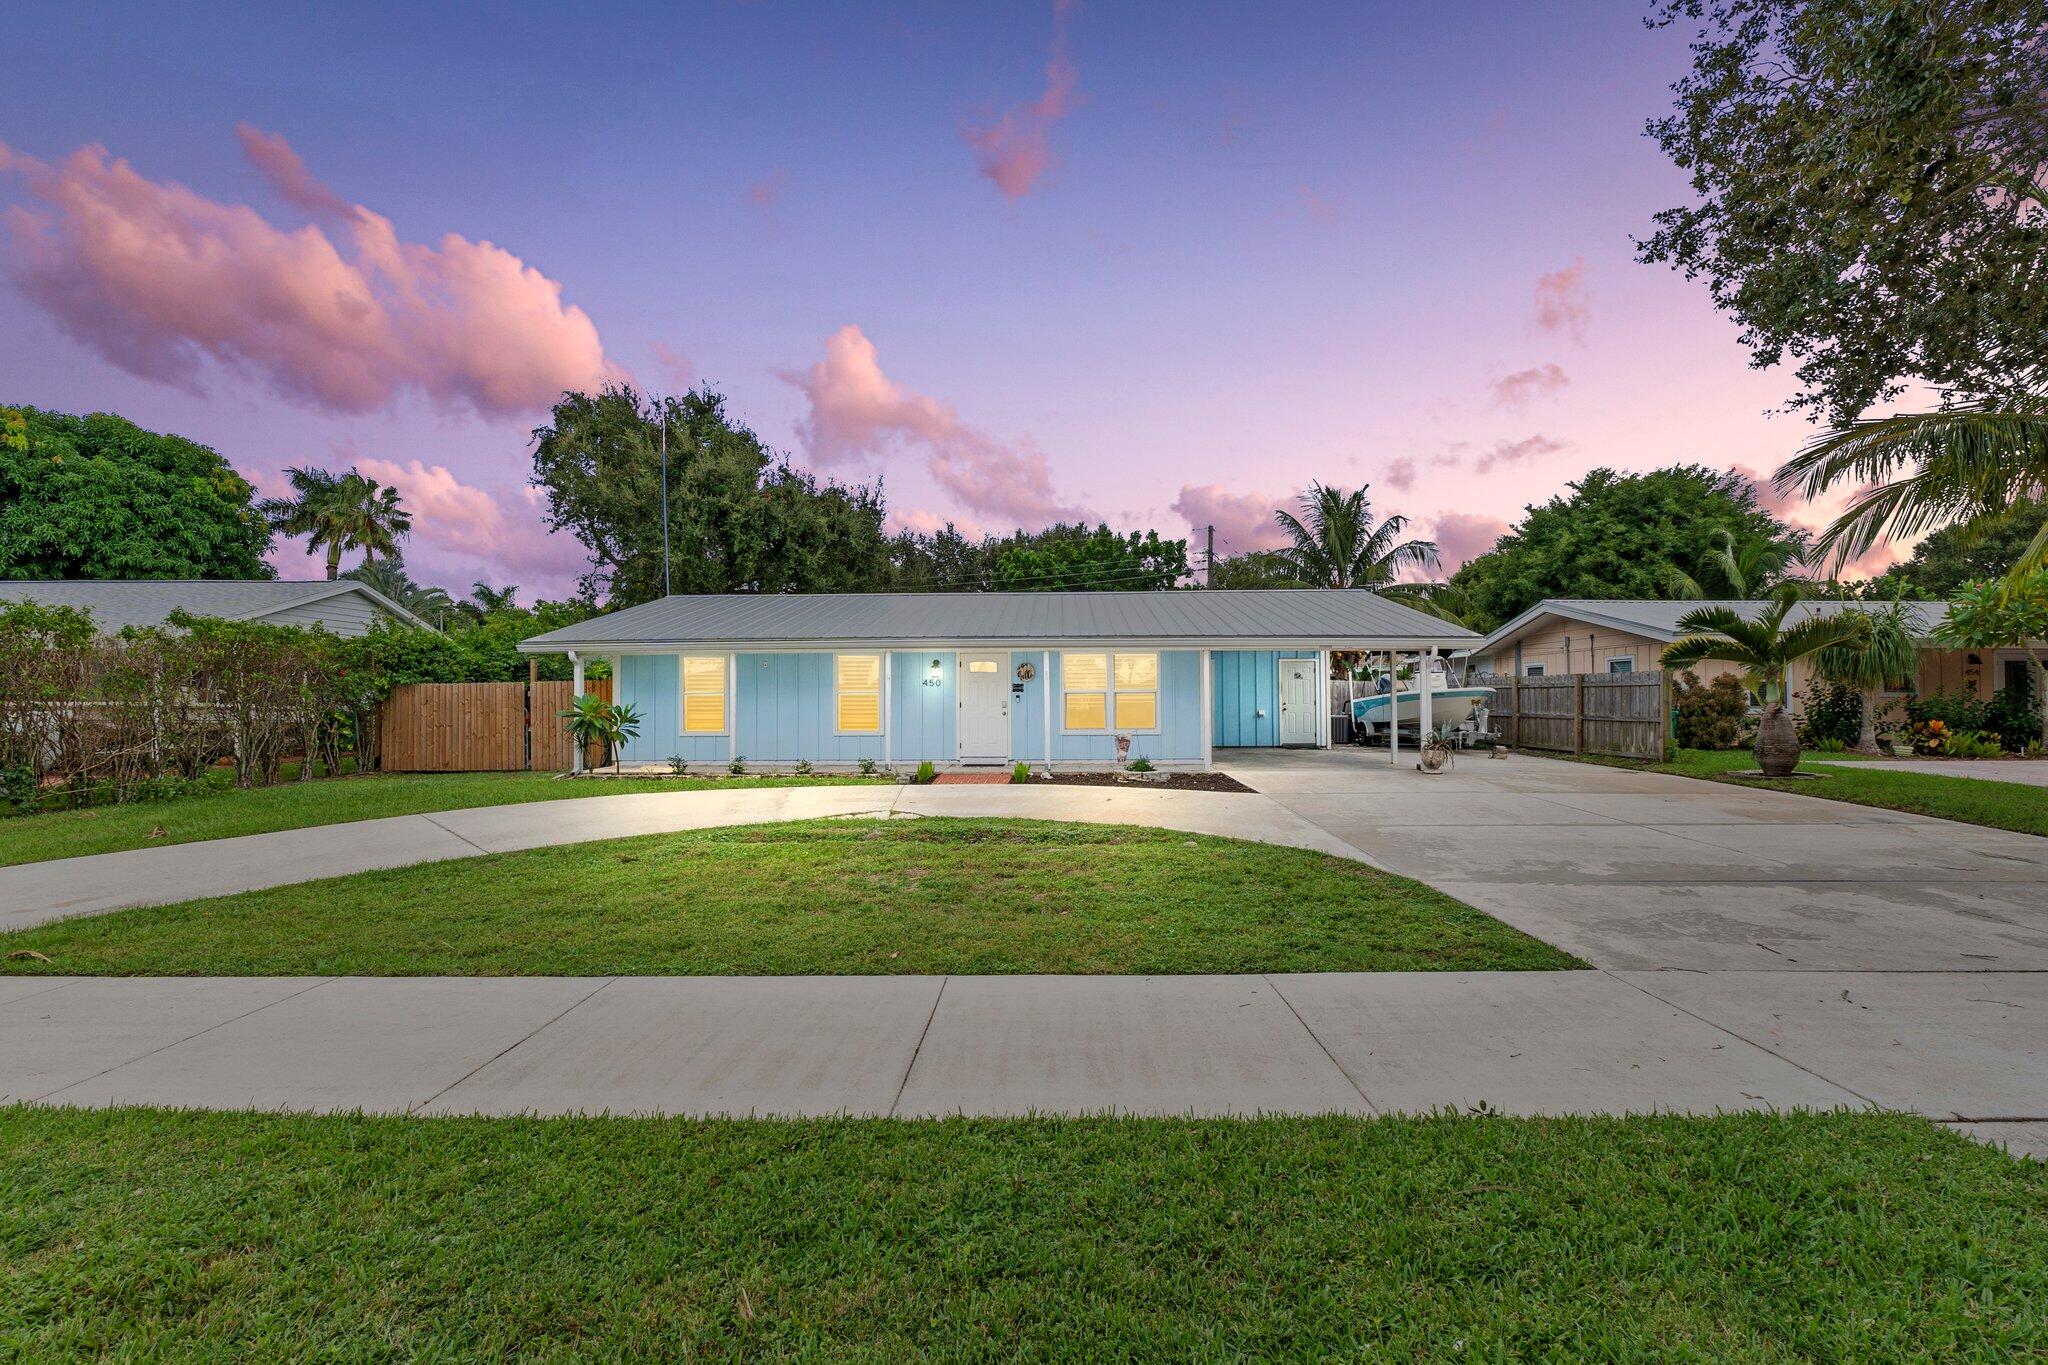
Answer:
(1127, 756, 1155, 772)
(914, 760, 937, 784)
(1795, 678, 1864, 750)
(1904, 688, 1989, 737)
(1671, 671, 1747, 750)
(794, 758, 813, 776)
(1010, 761, 1029, 784)
(1946, 730, 2006, 759)
(729, 756, 747, 776)
(1986, 680, 2039, 753)
(858, 757, 880, 776)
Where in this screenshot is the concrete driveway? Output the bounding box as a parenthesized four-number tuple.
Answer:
(1217, 746, 2048, 973)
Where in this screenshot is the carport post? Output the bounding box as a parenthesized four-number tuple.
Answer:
(1419, 647, 1435, 748)
(1387, 649, 1399, 768)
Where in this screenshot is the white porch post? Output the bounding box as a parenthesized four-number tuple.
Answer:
(1387, 649, 1400, 768)
(883, 652, 894, 767)
(1419, 647, 1436, 746)
(728, 654, 739, 765)
(1318, 650, 1332, 748)
(1199, 648, 1213, 769)
(569, 650, 585, 774)
(1043, 649, 1053, 765)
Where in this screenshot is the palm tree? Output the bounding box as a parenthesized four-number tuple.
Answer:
(1775, 402, 2048, 586)
(343, 557, 455, 625)
(1660, 584, 1870, 776)
(1665, 528, 1809, 600)
(1812, 600, 1919, 755)
(468, 582, 520, 615)
(259, 466, 413, 579)
(1273, 483, 1437, 589)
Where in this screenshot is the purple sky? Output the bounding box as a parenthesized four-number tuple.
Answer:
(0, 1, 1890, 597)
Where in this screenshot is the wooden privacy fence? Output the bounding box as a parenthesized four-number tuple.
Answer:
(380, 678, 610, 772)
(1476, 670, 1670, 762)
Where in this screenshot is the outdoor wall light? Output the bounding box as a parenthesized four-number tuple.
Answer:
(924, 657, 943, 687)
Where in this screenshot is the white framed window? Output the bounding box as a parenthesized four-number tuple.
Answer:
(836, 653, 883, 734)
(1061, 651, 1159, 732)
(1606, 656, 1634, 674)
(1524, 663, 1547, 677)
(680, 654, 727, 735)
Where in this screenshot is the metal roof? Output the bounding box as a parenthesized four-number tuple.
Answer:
(1471, 597, 1954, 656)
(519, 589, 1479, 653)
(0, 579, 435, 633)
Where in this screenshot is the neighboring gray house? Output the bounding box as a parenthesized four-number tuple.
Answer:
(0, 579, 436, 636)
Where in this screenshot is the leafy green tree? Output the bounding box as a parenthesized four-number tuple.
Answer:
(1812, 599, 1919, 753)
(986, 523, 1188, 592)
(886, 522, 1002, 591)
(530, 386, 889, 606)
(0, 407, 272, 580)
(1450, 467, 1793, 628)
(1273, 483, 1433, 589)
(1640, 0, 2048, 426)
(1207, 551, 1303, 589)
(1867, 501, 2048, 597)
(1661, 585, 1868, 775)
(1937, 572, 2048, 742)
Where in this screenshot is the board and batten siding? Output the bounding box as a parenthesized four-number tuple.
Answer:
(1211, 650, 1318, 748)
(612, 654, 729, 766)
(254, 587, 395, 636)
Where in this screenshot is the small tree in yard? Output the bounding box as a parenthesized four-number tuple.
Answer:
(559, 695, 642, 774)
(1661, 586, 1867, 776)
(1938, 573, 2048, 745)
(1812, 601, 1919, 755)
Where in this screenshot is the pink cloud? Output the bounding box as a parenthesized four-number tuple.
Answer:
(1533, 258, 1589, 342)
(1490, 362, 1569, 407)
(887, 507, 985, 539)
(962, 2, 1081, 200)
(1473, 433, 1566, 473)
(1170, 484, 1292, 554)
(1296, 187, 1339, 224)
(1432, 511, 1511, 571)
(650, 340, 695, 391)
(355, 457, 589, 580)
(0, 134, 612, 416)
(778, 323, 1086, 529)
(1383, 456, 1417, 491)
(744, 167, 789, 212)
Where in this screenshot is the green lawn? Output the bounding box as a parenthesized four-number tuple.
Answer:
(0, 770, 884, 868)
(1655, 749, 2048, 837)
(2, 1107, 2040, 1358)
(0, 818, 1576, 976)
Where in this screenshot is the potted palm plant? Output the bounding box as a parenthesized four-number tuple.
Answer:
(1660, 585, 1868, 777)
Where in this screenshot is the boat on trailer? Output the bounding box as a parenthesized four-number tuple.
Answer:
(1350, 686, 1494, 735)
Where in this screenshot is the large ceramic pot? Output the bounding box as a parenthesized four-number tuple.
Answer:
(1754, 705, 1799, 776)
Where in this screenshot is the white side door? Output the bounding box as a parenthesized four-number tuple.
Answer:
(1278, 657, 1319, 747)
(957, 652, 1011, 763)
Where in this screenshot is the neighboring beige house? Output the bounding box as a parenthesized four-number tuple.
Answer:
(1464, 598, 2041, 716)
(0, 579, 436, 636)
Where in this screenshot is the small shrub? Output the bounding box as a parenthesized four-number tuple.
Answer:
(668, 755, 689, 777)
(914, 760, 936, 784)
(1795, 678, 1863, 750)
(1905, 687, 1989, 737)
(1946, 729, 2005, 759)
(794, 758, 813, 776)
(1810, 737, 1847, 753)
(858, 757, 880, 777)
(1672, 670, 1746, 751)
(728, 756, 747, 776)
(1986, 679, 2041, 751)
(1010, 761, 1029, 784)
(1127, 756, 1155, 772)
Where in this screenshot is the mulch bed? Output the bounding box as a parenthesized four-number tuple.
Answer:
(1028, 772, 1255, 793)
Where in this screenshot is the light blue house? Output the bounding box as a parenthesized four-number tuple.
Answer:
(519, 590, 1474, 770)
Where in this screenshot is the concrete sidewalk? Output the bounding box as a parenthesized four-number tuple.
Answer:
(0, 782, 1366, 932)
(3, 971, 2040, 1157)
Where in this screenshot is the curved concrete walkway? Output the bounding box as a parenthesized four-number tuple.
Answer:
(0, 782, 1370, 932)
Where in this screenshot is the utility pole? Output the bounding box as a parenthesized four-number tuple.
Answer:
(658, 396, 672, 598)
(1205, 524, 1215, 588)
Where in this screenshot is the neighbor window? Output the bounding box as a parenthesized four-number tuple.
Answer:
(1061, 651, 1158, 731)
(836, 653, 882, 733)
(1524, 663, 1547, 677)
(1606, 657, 1634, 674)
(680, 654, 727, 734)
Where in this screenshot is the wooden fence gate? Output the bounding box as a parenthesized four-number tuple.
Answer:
(1475, 670, 1670, 762)
(380, 678, 610, 772)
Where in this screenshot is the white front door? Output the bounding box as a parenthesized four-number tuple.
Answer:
(957, 652, 1011, 762)
(1279, 657, 1319, 747)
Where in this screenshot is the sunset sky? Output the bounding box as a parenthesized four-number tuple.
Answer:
(0, 1, 1890, 597)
